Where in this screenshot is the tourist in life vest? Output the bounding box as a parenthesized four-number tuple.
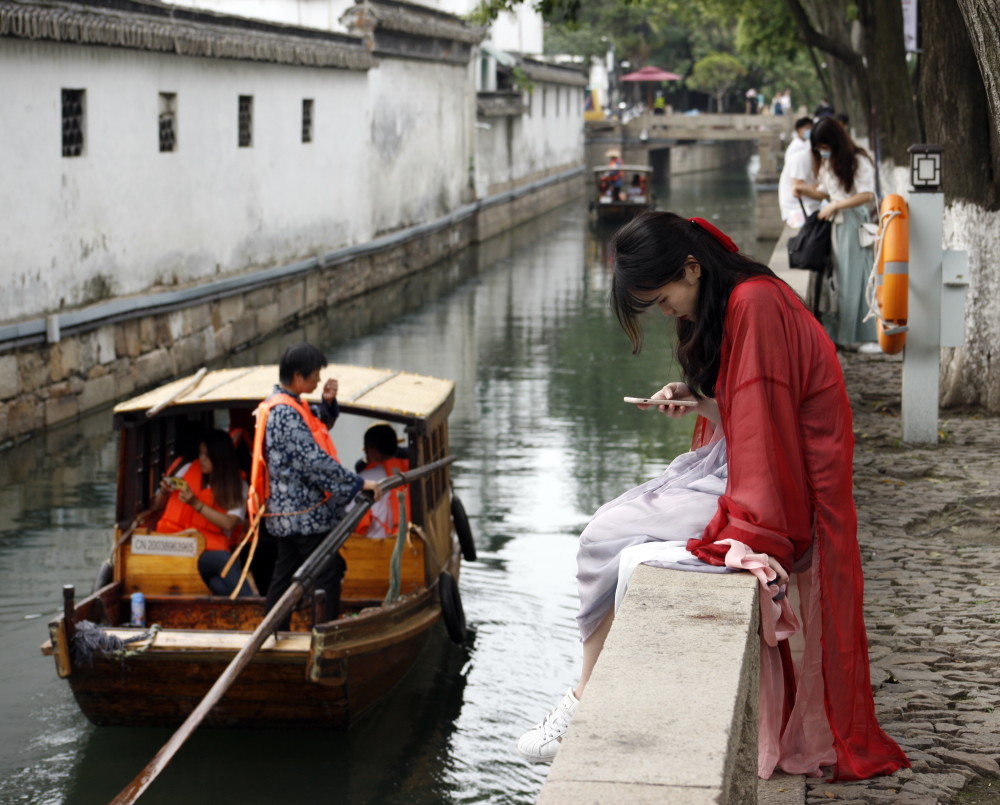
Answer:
(603, 148, 624, 199)
(250, 342, 382, 629)
(354, 423, 410, 540)
(140, 428, 253, 596)
(517, 213, 909, 784)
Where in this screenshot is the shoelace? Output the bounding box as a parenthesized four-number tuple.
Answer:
(535, 704, 572, 741)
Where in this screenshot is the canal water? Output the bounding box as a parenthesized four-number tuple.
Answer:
(0, 168, 775, 805)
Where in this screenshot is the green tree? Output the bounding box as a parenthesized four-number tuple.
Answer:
(687, 52, 746, 111)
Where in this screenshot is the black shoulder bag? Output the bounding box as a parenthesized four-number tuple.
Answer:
(787, 198, 831, 272)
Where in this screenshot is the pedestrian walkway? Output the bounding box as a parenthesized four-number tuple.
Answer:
(804, 350, 1000, 804)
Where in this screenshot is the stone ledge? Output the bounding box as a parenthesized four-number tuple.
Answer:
(538, 565, 760, 805)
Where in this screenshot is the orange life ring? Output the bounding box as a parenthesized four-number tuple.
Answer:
(875, 194, 909, 355)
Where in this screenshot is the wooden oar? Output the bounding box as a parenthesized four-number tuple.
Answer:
(109, 455, 456, 805)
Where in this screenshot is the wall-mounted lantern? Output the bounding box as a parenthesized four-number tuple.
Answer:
(908, 144, 943, 192)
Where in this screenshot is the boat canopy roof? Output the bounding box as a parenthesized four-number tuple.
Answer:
(114, 364, 455, 422)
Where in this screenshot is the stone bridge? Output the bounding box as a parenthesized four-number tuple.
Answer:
(585, 113, 795, 238)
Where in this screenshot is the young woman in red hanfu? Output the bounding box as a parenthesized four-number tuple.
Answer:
(517, 211, 909, 784)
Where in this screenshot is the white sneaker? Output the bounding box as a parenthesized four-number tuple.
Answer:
(857, 342, 883, 355)
(516, 687, 579, 762)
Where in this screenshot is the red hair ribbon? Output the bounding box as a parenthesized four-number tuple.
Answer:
(689, 217, 740, 253)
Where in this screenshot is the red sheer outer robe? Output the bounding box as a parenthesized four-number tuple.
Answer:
(686, 276, 908, 781)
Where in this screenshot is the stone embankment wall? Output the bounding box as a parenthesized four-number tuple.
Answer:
(0, 170, 582, 447)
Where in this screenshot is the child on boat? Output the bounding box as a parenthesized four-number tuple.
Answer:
(353, 423, 410, 540)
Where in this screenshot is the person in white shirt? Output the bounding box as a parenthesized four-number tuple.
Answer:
(778, 117, 819, 227)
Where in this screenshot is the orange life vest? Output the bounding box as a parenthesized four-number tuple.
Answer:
(156, 461, 231, 552)
(249, 391, 339, 519)
(229, 426, 252, 452)
(357, 457, 410, 538)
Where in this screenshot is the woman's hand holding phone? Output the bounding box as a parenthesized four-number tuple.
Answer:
(626, 382, 698, 418)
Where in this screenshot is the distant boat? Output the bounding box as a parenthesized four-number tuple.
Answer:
(41, 364, 475, 728)
(589, 164, 655, 222)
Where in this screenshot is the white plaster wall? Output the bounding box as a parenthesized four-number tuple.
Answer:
(474, 116, 516, 196)
(474, 81, 583, 196)
(518, 82, 584, 176)
(0, 40, 370, 321)
(365, 59, 475, 234)
(483, 7, 543, 55)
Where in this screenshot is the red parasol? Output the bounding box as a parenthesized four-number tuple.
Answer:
(620, 65, 682, 82)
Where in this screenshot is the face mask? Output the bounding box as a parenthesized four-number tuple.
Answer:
(800, 128, 812, 141)
(818, 148, 832, 160)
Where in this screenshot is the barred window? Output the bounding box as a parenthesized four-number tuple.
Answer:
(62, 88, 85, 157)
(302, 98, 314, 143)
(159, 93, 177, 153)
(238, 95, 253, 148)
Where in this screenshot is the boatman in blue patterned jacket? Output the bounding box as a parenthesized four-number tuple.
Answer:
(250, 342, 382, 630)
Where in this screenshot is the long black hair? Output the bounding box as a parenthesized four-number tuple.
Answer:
(201, 429, 243, 512)
(610, 212, 776, 397)
(810, 117, 873, 195)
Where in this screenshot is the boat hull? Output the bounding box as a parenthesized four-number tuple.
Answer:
(52, 585, 443, 729)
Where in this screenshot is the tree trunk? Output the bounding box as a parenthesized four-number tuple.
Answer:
(858, 0, 919, 166)
(954, 0, 1000, 147)
(920, 0, 999, 208)
(788, 0, 870, 137)
(923, 0, 1000, 412)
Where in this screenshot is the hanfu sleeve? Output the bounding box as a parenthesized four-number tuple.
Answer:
(686, 280, 813, 571)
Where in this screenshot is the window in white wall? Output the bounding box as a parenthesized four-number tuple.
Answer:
(302, 98, 314, 143)
(238, 95, 253, 148)
(61, 88, 85, 157)
(159, 93, 177, 153)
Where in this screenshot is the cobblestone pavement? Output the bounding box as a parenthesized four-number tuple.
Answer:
(804, 351, 1000, 805)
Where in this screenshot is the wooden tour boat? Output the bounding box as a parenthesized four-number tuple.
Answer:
(41, 364, 475, 730)
(589, 163, 655, 222)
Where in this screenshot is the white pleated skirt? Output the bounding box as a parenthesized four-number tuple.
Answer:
(575, 437, 728, 641)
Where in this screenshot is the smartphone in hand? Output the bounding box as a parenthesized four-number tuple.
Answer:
(623, 396, 697, 407)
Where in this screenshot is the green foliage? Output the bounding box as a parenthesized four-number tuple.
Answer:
(469, 0, 588, 26)
(687, 51, 746, 109)
(510, 65, 535, 92)
(473, 0, 825, 114)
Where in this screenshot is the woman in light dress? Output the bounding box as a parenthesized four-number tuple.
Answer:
(794, 117, 877, 348)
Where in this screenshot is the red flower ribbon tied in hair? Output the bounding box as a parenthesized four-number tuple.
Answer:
(689, 217, 740, 253)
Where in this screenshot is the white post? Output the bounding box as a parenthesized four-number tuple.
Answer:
(901, 192, 944, 444)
